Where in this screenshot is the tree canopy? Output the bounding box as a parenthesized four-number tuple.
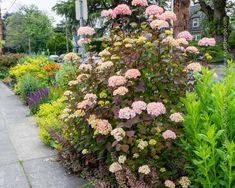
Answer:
(6, 5, 53, 53)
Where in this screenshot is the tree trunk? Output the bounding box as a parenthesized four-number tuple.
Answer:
(173, 0, 190, 36)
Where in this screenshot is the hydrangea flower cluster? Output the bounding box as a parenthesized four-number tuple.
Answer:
(186, 46, 199, 54)
(150, 20, 169, 29)
(162, 130, 177, 140)
(158, 11, 177, 21)
(113, 86, 129, 96)
(138, 165, 151, 175)
(131, 101, 147, 114)
(109, 162, 122, 173)
(101, 9, 116, 19)
(114, 4, 132, 16)
(124, 69, 141, 79)
(170, 113, 184, 123)
(147, 102, 166, 117)
(118, 155, 126, 164)
(119, 107, 136, 119)
(138, 140, 148, 150)
(185, 62, 202, 72)
(131, 0, 148, 7)
(198, 37, 216, 46)
(77, 26, 95, 36)
(108, 76, 127, 87)
(177, 31, 193, 41)
(179, 176, 191, 188)
(79, 64, 92, 72)
(164, 180, 176, 188)
(145, 5, 164, 16)
(111, 128, 126, 141)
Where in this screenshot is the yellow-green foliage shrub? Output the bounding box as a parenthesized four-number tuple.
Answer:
(36, 97, 65, 149)
(10, 56, 51, 82)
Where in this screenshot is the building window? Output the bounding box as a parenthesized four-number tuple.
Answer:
(192, 18, 200, 27)
(193, 34, 201, 41)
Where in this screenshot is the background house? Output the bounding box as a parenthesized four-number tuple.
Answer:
(189, 4, 206, 41)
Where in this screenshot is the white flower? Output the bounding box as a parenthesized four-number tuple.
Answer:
(109, 162, 122, 173)
(118, 155, 126, 164)
(138, 165, 151, 175)
(138, 140, 148, 150)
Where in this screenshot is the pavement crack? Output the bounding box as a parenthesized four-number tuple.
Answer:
(19, 160, 32, 188)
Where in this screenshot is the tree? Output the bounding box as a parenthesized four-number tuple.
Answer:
(193, 0, 234, 43)
(173, 0, 190, 35)
(6, 5, 53, 53)
(46, 32, 72, 55)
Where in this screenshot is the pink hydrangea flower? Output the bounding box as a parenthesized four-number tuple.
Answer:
(146, 5, 164, 16)
(150, 20, 169, 29)
(77, 100, 93, 109)
(119, 107, 136, 119)
(162, 130, 177, 140)
(158, 11, 177, 21)
(132, 0, 148, 7)
(170, 113, 184, 123)
(164, 180, 176, 188)
(114, 4, 132, 16)
(101, 9, 116, 19)
(108, 76, 127, 87)
(186, 46, 199, 54)
(77, 26, 95, 36)
(185, 63, 202, 72)
(177, 31, 193, 41)
(132, 101, 147, 114)
(84, 93, 97, 101)
(113, 86, 129, 96)
(96, 119, 112, 135)
(198, 37, 216, 46)
(147, 102, 166, 117)
(125, 69, 141, 79)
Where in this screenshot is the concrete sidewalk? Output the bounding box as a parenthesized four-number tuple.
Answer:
(0, 82, 87, 188)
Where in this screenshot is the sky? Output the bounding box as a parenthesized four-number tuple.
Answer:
(1, 0, 63, 24)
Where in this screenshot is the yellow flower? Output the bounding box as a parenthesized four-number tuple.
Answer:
(105, 101, 110, 105)
(114, 42, 122, 47)
(123, 38, 133, 43)
(125, 44, 133, 48)
(145, 42, 153, 47)
(165, 30, 173, 35)
(111, 55, 120, 60)
(99, 91, 108, 98)
(136, 36, 147, 44)
(74, 110, 86, 117)
(160, 168, 166, 172)
(206, 55, 213, 61)
(149, 139, 157, 146)
(98, 101, 105, 106)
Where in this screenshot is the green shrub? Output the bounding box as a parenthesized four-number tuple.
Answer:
(182, 59, 235, 187)
(56, 63, 77, 89)
(36, 97, 65, 149)
(16, 73, 42, 101)
(0, 53, 24, 79)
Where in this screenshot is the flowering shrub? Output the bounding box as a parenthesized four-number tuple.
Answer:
(57, 2, 211, 187)
(36, 97, 65, 149)
(27, 88, 49, 114)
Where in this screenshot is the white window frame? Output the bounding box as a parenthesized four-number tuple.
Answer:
(193, 34, 201, 41)
(192, 18, 200, 28)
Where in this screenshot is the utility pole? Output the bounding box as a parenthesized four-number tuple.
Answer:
(65, 17, 69, 53)
(79, 0, 85, 59)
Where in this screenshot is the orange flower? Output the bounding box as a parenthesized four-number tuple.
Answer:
(43, 64, 60, 72)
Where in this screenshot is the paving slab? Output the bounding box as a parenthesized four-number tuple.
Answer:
(0, 132, 18, 167)
(24, 157, 88, 188)
(0, 163, 29, 188)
